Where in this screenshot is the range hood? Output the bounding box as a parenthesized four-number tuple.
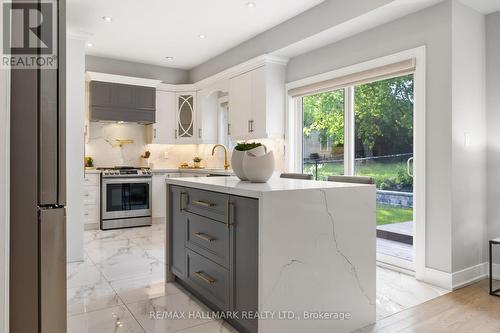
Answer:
(87, 72, 161, 124)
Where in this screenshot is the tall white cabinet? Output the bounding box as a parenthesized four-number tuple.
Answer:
(228, 63, 286, 141)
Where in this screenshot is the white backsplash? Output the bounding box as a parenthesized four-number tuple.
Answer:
(85, 122, 285, 172)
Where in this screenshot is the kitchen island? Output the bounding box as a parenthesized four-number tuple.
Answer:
(165, 176, 376, 333)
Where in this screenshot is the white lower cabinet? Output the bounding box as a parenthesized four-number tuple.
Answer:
(83, 173, 100, 229)
(152, 173, 182, 218)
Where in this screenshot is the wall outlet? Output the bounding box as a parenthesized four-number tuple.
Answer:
(163, 151, 169, 159)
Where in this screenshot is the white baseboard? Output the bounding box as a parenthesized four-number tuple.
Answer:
(84, 223, 99, 231)
(420, 267, 452, 290)
(452, 263, 488, 290)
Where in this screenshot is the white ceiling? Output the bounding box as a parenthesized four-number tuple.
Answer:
(459, 0, 500, 14)
(67, 0, 324, 69)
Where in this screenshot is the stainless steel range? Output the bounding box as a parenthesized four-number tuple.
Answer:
(100, 167, 153, 230)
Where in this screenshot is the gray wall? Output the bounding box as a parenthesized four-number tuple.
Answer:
(86, 55, 189, 84)
(287, 1, 454, 273)
(486, 11, 500, 262)
(451, 1, 487, 272)
(188, 0, 393, 82)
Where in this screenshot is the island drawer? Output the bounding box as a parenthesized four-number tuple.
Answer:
(186, 249, 230, 311)
(186, 212, 231, 268)
(184, 188, 229, 223)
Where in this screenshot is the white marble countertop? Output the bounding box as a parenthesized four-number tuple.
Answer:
(166, 175, 372, 198)
(84, 169, 101, 174)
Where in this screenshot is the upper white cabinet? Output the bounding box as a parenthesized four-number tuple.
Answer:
(228, 63, 286, 140)
(196, 80, 229, 144)
(175, 92, 197, 143)
(148, 90, 176, 144)
(147, 90, 198, 144)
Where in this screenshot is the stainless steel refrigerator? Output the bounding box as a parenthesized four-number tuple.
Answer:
(9, 0, 67, 332)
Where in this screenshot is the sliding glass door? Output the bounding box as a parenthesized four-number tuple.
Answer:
(302, 89, 345, 180)
(299, 74, 415, 266)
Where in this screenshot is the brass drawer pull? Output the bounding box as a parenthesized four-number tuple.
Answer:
(194, 271, 216, 285)
(180, 192, 187, 212)
(194, 232, 216, 242)
(192, 200, 216, 208)
(225, 200, 233, 229)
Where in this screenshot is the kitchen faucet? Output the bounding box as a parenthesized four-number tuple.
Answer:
(212, 144, 230, 171)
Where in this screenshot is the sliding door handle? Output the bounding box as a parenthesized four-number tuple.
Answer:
(406, 157, 414, 178)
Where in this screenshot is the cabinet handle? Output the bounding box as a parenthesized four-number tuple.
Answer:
(248, 120, 251, 133)
(192, 200, 216, 208)
(175, 129, 178, 139)
(153, 128, 157, 139)
(194, 271, 216, 285)
(227, 124, 231, 136)
(180, 191, 187, 212)
(225, 200, 233, 229)
(198, 128, 202, 139)
(250, 120, 254, 132)
(194, 232, 216, 242)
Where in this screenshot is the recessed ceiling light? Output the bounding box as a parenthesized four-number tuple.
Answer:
(198, 34, 207, 39)
(87, 42, 94, 47)
(102, 16, 113, 22)
(246, 2, 256, 8)
(165, 56, 174, 61)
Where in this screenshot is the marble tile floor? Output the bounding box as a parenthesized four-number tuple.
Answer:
(68, 223, 448, 333)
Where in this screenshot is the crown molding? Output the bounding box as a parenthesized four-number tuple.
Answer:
(85, 53, 289, 92)
(85, 72, 162, 88)
(193, 54, 289, 90)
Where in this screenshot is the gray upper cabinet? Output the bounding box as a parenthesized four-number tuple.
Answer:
(135, 86, 156, 110)
(89, 81, 156, 123)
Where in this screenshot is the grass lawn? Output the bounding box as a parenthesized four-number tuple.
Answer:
(304, 160, 412, 191)
(377, 204, 413, 226)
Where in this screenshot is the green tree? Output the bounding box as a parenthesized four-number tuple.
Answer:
(303, 89, 344, 148)
(302, 75, 413, 157)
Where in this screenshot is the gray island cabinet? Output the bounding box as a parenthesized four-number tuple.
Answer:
(168, 185, 259, 333)
(166, 176, 376, 333)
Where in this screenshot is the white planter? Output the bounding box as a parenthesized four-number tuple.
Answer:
(243, 151, 275, 183)
(231, 145, 267, 181)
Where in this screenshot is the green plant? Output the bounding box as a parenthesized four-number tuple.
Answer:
(84, 156, 93, 167)
(193, 157, 202, 163)
(396, 165, 413, 188)
(234, 142, 262, 151)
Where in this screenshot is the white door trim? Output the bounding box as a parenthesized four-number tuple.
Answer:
(285, 46, 427, 280)
(0, 68, 10, 333)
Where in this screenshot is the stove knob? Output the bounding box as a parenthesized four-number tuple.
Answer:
(147, 170, 152, 175)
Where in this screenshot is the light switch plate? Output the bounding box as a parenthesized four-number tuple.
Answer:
(163, 151, 169, 159)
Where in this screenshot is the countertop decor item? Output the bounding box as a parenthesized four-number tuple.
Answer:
(84, 156, 94, 168)
(140, 150, 151, 168)
(231, 142, 266, 181)
(193, 157, 203, 168)
(243, 150, 275, 183)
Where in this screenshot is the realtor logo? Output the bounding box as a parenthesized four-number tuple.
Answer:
(1, 0, 57, 68)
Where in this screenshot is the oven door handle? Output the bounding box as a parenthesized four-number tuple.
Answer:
(102, 178, 152, 185)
